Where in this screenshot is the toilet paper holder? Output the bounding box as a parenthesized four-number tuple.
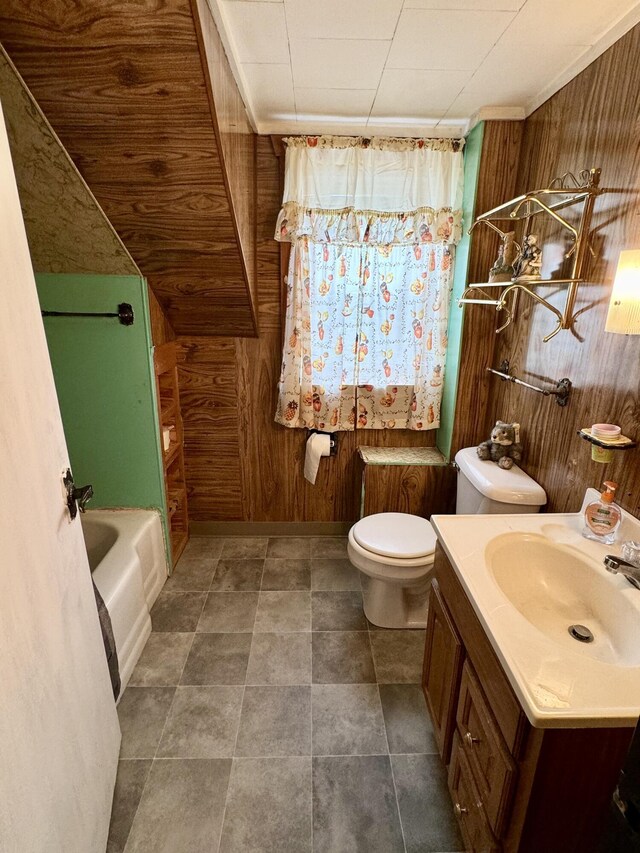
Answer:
(308, 429, 338, 456)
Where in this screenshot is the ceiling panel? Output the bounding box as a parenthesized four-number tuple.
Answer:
(405, 0, 525, 9)
(371, 68, 472, 119)
(241, 63, 295, 121)
(210, 0, 640, 134)
(295, 87, 377, 119)
(222, 1, 289, 63)
(387, 9, 516, 70)
(290, 38, 390, 90)
(284, 0, 403, 41)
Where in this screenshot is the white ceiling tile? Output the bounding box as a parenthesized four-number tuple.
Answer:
(386, 9, 516, 70)
(222, 1, 290, 63)
(241, 63, 295, 121)
(295, 88, 376, 119)
(443, 91, 491, 119)
(295, 119, 371, 135)
(405, 0, 525, 9)
(505, 0, 640, 46)
(371, 68, 472, 119)
(463, 42, 588, 102)
(284, 0, 403, 41)
(290, 38, 389, 89)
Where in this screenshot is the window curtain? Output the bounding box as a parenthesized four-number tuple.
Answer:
(275, 135, 464, 432)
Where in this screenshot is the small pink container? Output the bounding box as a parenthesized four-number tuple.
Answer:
(591, 423, 621, 439)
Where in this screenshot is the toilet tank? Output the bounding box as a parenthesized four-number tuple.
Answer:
(454, 447, 547, 514)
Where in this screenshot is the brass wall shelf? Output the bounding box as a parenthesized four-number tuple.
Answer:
(459, 168, 605, 343)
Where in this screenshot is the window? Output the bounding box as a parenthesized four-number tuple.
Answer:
(275, 136, 464, 432)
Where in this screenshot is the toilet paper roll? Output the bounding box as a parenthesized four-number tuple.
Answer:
(304, 432, 331, 485)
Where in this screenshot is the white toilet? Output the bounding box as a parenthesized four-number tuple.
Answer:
(348, 446, 547, 629)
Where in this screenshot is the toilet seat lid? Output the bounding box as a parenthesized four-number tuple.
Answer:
(352, 513, 437, 559)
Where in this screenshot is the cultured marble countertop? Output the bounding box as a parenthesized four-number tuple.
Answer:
(431, 491, 640, 728)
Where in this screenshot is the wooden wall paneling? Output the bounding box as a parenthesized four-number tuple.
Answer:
(0, 0, 256, 337)
(192, 0, 258, 327)
(179, 136, 445, 522)
(486, 24, 640, 515)
(361, 463, 456, 518)
(451, 121, 524, 456)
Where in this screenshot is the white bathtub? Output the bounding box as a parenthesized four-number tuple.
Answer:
(81, 509, 168, 697)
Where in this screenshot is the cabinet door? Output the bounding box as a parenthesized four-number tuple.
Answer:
(422, 579, 464, 763)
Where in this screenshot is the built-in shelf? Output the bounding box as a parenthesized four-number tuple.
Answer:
(154, 341, 189, 566)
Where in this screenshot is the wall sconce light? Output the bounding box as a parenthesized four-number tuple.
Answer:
(605, 250, 640, 334)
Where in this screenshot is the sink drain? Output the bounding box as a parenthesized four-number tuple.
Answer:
(568, 624, 594, 643)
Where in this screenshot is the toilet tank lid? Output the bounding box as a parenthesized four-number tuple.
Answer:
(455, 447, 547, 505)
(352, 512, 437, 559)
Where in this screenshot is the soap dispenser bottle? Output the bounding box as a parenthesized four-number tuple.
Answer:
(583, 480, 622, 544)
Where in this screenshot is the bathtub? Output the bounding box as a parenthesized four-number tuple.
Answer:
(81, 509, 168, 697)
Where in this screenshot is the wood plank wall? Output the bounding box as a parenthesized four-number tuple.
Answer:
(0, 0, 257, 337)
(450, 120, 524, 455)
(177, 137, 447, 522)
(480, 25, 640, 514)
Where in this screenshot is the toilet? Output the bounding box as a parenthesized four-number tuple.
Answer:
(348, 446, 547, 629)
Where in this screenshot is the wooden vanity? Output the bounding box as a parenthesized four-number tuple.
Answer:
(422, 543, 634, 853)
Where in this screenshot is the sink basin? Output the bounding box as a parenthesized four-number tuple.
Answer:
(486, 532, 640, 667)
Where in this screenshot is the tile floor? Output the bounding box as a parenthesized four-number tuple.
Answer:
(108, 536, 464, 853)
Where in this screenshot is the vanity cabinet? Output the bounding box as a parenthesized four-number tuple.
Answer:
(422, 543, 634, 853)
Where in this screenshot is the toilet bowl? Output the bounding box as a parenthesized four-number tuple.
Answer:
(348, 446, 547, 629)
(347, 512, 437, 629)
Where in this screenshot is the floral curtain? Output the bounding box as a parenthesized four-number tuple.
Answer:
(274, 136, 464, 432)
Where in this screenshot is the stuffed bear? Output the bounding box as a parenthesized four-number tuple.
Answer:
(477, 421, 522, 470)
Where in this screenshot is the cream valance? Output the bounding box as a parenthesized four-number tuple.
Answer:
(275, 135, 465, 246)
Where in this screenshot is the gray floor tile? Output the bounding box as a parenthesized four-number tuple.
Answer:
(266, 536, 312, 559)
(370, 630, 426, 683)
(392, 753, 465, 852)
(313, 755, 404, 853)
(311, 536, 349, 559)
(117, 687, 176, 759)
(380, 684, 438, 754)
(220, 757, 312, 853)
(123, 758, 231, 853)
(254, 590, 311, 632)
(150, 592, 206, 632)
(245, 632, 312, 685)
(312, 590, 367, 631)
(220, 537, 268, 559)
(210, 559, 264, 591)
(129, 633, 193, 687)
(235, 685, 311, 757)
(261, 558, 311, 590)
(197, 591, 259, 633)
(181, 633, 252, 685)
(312, 632, 376, 684)
(163, 556, 217, 592)
(312, 684, 388, 756)
(181, 536, 224, 560)
(107, 760, 152, 853)
(157, 685, 244, 758)
(311, 558, 362, 591)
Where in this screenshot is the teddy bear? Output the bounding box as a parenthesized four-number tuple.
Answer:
(477, 421, 522, 470)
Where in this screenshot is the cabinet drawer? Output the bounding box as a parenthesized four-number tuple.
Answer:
(456, 660, 516, 837)
(449, 732, 500, 853)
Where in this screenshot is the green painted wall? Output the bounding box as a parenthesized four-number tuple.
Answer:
(36, 274, 169, 554)
(437, 121, 485, 461)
